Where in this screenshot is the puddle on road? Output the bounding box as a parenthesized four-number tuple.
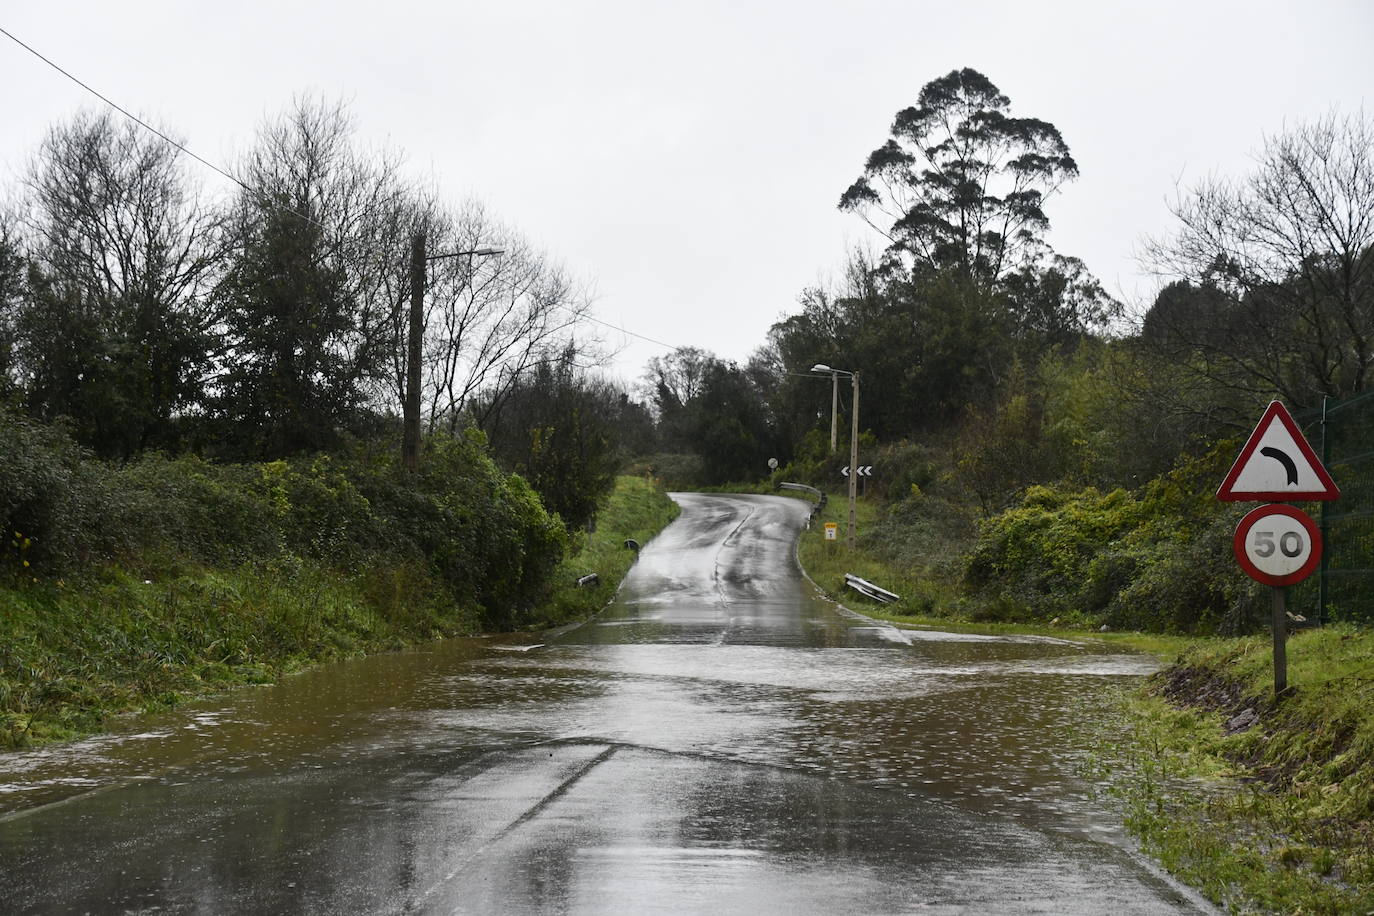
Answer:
(0, 597, 1155, 841)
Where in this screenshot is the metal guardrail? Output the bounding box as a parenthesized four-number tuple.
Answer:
(777, 481, 827, 523)
(844, 573, 900, 603)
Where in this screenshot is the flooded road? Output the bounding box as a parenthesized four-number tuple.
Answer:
(0, 493, 1209, 913)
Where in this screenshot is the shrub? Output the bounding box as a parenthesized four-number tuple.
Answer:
(0, 406, 569, 631)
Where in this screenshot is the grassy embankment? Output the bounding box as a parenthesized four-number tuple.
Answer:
(1096, 630, 1374, 914)
(534, 474, 679, 626)
(0, 474, 677, 750)
(791, 491, 1191, 655)
(786, 489, 1373, 912)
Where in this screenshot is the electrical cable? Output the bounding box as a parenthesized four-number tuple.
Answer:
(0, 24, 328, 232)
(569, 309, 685, 353)
(3, 23, 692, 360)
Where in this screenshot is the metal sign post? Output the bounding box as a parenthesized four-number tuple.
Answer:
(1233, 504, 1324, 694)
(1220, 402, 1339, 698)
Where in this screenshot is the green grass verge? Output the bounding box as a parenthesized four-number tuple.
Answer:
(0, 556, 475, 748)
(0, 476, 678, 750)
(533, 475, 679, 627)
(793, 492, 1184, 656)
(1093, 626, 1374, 914)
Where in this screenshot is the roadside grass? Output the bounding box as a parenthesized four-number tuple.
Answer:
(533, 475, 679, 627)
(792, 492, 1187, 657)
(0, 557, 470, 748)
(1092, 627, 1374, 914)
(0, 476, 678, 750)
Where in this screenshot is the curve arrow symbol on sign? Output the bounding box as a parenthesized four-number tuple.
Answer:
(1216, 400, 1340, 502)
(1259, 447, 1298, 485)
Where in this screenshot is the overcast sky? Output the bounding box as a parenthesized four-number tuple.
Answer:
(3, 1, 1371, 385)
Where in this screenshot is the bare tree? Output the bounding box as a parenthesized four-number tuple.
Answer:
(1141, 110, 1374, 409)
(381, 200, 596, 434)
(641, 346, 716, 415)
(14, 109, 223, 454)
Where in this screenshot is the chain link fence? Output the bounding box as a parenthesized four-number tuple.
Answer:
(1290, 391, 1374, 625)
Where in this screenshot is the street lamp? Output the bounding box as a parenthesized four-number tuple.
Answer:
(810, 363, 859, 550)
(812, 364, 840, 454)
(404, 232, 504, 473)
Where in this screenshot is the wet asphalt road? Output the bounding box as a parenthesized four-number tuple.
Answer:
(0, 492, 1213, 914)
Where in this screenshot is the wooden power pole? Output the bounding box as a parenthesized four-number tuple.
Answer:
(403, 232, 425, 474)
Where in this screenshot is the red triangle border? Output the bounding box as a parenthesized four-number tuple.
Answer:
(1216, 400, 1340, 502)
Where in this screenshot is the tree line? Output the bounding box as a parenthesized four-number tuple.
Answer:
(0, 97, 657, 532)
(640, 70, 1373, 512)
(3, 73, 1371, 626)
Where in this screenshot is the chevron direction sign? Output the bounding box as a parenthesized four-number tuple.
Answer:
(841, 466, 873, 478)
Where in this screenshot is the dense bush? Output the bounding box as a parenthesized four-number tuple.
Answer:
(0, 411, 119, 571)
(961, 447, 1263, 633)
(0, 407, 566, 629)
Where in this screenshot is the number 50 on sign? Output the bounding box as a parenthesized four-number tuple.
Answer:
(1233, 504, 1322, 587)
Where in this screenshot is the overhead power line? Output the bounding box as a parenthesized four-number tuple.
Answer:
(0, 24, 330, 233)
(574, 310, 684, 353)
(1, 25, 251, 195)
(3, 24, 694, 362)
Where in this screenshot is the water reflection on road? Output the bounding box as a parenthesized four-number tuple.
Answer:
(0, 493, 1205, 914)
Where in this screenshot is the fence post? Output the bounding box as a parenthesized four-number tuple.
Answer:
(1319, 395, 1330, 626)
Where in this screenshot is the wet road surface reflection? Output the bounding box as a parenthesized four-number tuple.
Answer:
(0, 493, 1210, 913)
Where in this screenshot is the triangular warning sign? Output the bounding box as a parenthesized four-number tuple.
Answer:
(1217, 401, 1340, 502)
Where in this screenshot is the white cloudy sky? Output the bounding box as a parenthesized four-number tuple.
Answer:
(2, 1, 1370, 384)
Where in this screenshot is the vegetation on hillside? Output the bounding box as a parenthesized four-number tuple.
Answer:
(0, 61, 1369, 913)
(0, 454, 675, 748)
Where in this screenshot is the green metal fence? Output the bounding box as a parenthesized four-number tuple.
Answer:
(1291, 390, 1374, 624)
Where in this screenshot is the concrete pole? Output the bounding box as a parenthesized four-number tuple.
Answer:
(402, 232, 425, 474)
(847, 372, 859, 550)
(830, 371, 838, 454)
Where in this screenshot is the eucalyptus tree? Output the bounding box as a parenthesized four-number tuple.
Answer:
(839, 68, 1078, 288)
(13, 110, 222, 455)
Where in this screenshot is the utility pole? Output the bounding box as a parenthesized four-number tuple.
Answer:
(847, 371, 859, 550)
(830, 370, 838, 454)
(402, 236, 503, 473)
(403, 232, 426, 474)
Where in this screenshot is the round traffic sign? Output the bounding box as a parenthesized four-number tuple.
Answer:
(1233, 504, 1322, 586)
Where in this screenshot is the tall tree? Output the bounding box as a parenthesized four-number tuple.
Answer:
(1141, 110, 1374, 411)
(215, 97, 416, 458)
(839, 68, 1078, 287)
(479, 347, 623, 531)
(0, 217, 25, 403)
(684, 360, 776, 484)
(14, 110, 221, 455)
(393, 201, 595, 436)
(643, 346, 717, 451)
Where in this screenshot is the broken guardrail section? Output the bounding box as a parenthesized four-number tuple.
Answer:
(844, 573, 899, 604)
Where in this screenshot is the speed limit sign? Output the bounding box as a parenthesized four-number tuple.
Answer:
(1233, 504, 1322, 586)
